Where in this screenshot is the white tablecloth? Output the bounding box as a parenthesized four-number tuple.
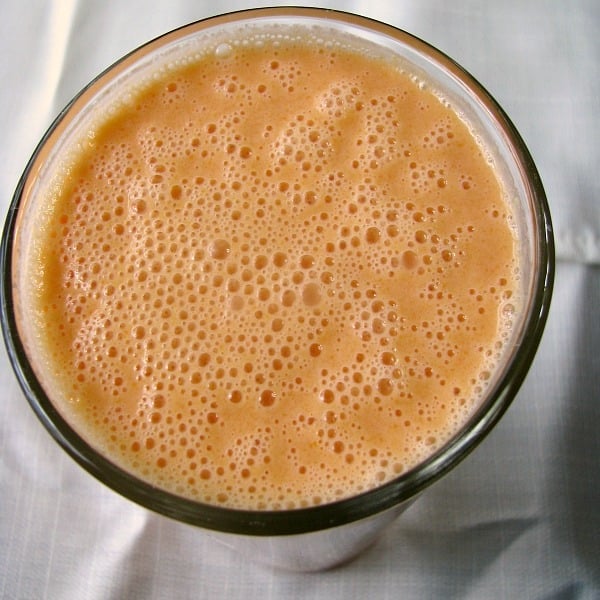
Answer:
(1, 1, 598, 598)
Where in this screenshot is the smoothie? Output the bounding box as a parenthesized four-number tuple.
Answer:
(21, 29, 518, 510)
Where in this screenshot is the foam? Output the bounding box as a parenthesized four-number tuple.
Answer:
(25, 32, 518, 509)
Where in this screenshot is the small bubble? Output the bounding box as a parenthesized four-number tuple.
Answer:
(402, 251, 418, 269)
(300, 255, 315, 269)
(381, 351, 396, 366)
(320, 271, 333, 284)
(309, 343, 322, 357)
(365, 227, 381, 244)
(229, 390, 242, 403)
(378, 378, 394, 396)
(281, 290, 296, 307)
(320, 389, 335, 404)
(215, 43, 233, 58)
(133, 326, 146, 340)
(333, 441, 344, 453)
(302, 282, 321, 306)
(231, 295, 244, 310)
(273, 252, 287, 267)
(209, 239, 230, 260)
(259, 390, 277, 407)
(415, 230, 427, 244)
(502, 303, 515, 317)
(132, 199, 147, 214)
(304, 191, 317, 205)
(254, 255, 268, 269)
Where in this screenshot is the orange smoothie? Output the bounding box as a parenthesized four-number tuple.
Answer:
(25, 32, 518, 509)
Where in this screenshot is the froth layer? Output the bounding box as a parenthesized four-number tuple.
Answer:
(28, 34, 518, 509)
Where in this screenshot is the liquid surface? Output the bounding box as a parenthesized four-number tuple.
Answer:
(27, 34, 518, 509)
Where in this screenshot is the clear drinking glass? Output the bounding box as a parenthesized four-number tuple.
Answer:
(0, 7, 554, 571)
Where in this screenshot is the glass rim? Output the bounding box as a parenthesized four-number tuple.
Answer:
(0, 6, 554, 536)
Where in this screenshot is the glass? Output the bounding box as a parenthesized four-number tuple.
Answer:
(0, 7, 553, 571)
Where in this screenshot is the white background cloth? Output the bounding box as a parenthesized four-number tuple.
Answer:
(1, 1, 598, 598)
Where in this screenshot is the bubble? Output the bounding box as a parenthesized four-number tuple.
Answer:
(415, 230, 427, 244)
(230, 295, 244, 310)
(304, 191, 317, 205)
(378, 379, 394, 396)
(401, 251, 418, 269)
(133, 326, 146, 340)
(320, 389, 335, 404)
(381, 351, 396, 366)
(502, 303, 515, 317)
(302, 282, 321, 306)
(363, 227, 381, 245)
(320, 271, 333, 285)
(254, 255, 268, 269)
(215, 43, 233, 58)
(300, 255, 315, 269)
(259, 390, 277, 407)
(273, 251, 288, 267)
(209, 239, 230, 260)
(309, 343, 322, 357)
(132, 199, 147, 214)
